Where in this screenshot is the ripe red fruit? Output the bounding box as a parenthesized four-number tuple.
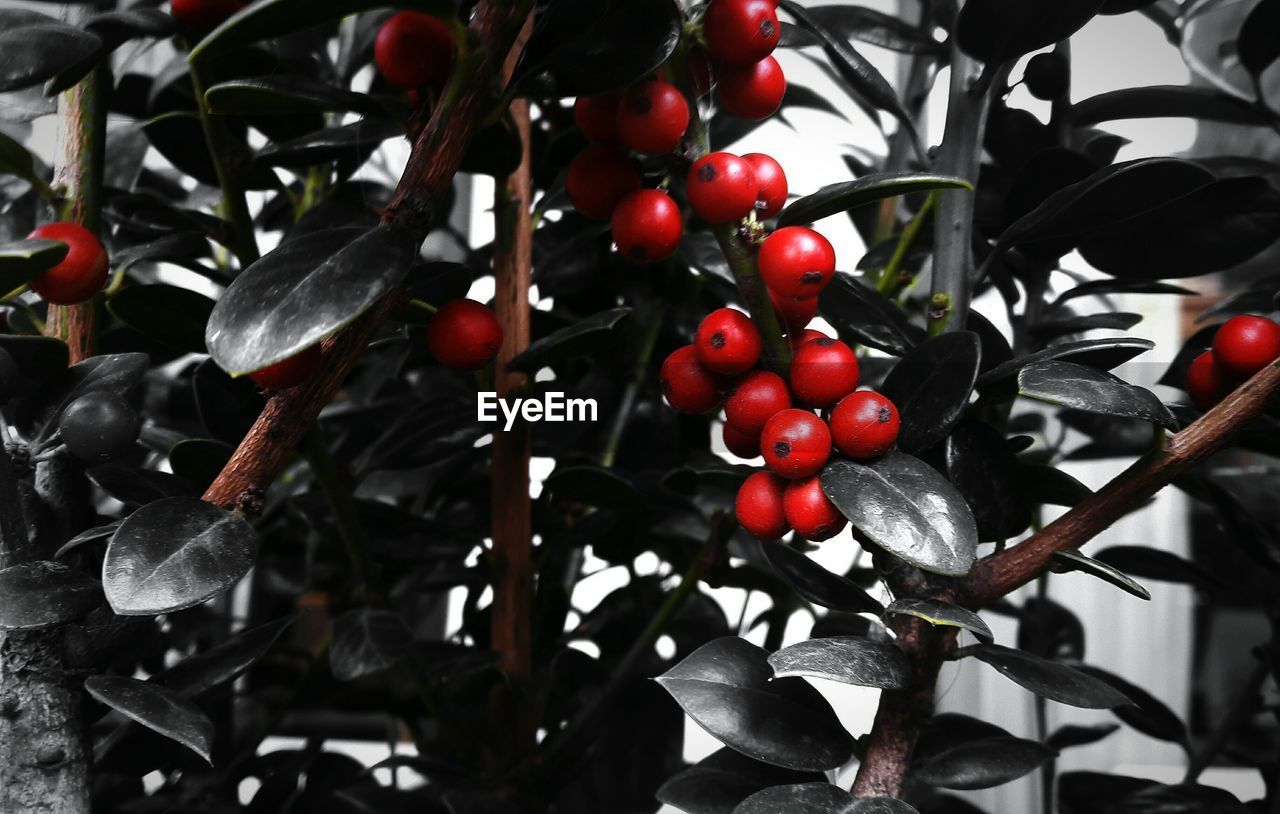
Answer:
(761, 409, 831, 479)
(249, 344, 322, 390)
(703, 0, 780, 66)
(171, 0, 244, 35)
(790, 338, 860, 408)
(27, 222, 109, 305)
(722, 421, 761, 459)
(661, 345, 723, 414)
(616, 80, 690, 155)
(686, 153, 759, 224)
(759, 226, 837, 299)
(611, 189, 683, 264)
(573, 92, 622, 142)
(1211, 315, 1280, 380)
(725, 370, 791, 435)
(783, 477, 846, 541)
(566, 145, 640, 220)
(830, 391, 900, 460)
(743, 153, 787, 219)
(695, 308, 762, 376)
(1186, 350, 1235, 411)
(427, 299, 503, 371)
(717, 55, 786, 120)
(789, 328, 829, 349)
(735, 471, 790, 539)
(374, 12, 456, 89)
(770, 290, 818, 333)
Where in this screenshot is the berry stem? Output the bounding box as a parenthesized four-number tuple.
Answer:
(601, 300, 668, 468)
(877, 191, 936, 297)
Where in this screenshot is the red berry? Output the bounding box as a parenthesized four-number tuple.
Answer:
(789, 328, 829, 349)
(770, 290, 818, 333)
(695, 308, 762, 376)
(249, 344, 322, 390)
(783, 476, 846, 541)
(1186, 350, 1235, 411)
(171, 0, 244, 35)
(735, 471, 790, 539)
(687, 152, 758, 224)
(27, 222, 109, 305)
(616, 80, 690, 155)
(790, 338, 860, 408)
(573, 92, 622, 142)
(725, 370, 791, 435)
(743, 153, 788, 219)
(717, 55, 786, 120)
(830, 391, 899, 460)
(661, 345, 723, 414)
(703, 0, 780, 66)
(374, 12, 455, 89)
(566, 145, 640, 220)
(427, 299, 503, 371)
(761, 409, 831, 480)
(1211, 315, 1280, 380)
(759, 226, 837, 299)
(611, 189, 683, 264)
(722, 421, 761, 459)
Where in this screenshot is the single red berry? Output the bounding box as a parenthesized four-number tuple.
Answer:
(661, 345, 723, 414)
(616, 80, 690, 155)
(1211, 314, 1280, 380)
(717, 55, 786, 120)
(783, 476, 846, 541)
(611, 189, 683, 264)
(427, 299, 503, 371)
(759, 226, 837, 299)
(703, 0, 780, 66)
(742, 153, 787, 219)
(1186, 350, 1235, 411)
(573, 92, 622, 142)
(374, 12, 456, 89)
(566, 144, 640, 220)
(790, 338, 860, 408)
(27, 222, 109, 305)
(249, 344, 322, 390)
(722, 421, 762, 459)
(761, 409, 831, 479)
(789, 328, 829, 349)
(695, 308, 762, 376)
(171, 0, 244, 35)
(687, 152, 759, 224)
(725, 370, 791, 435)
(735, 471, 790, 539)
(770, 290, 818, 333)
(830, 391, 900, 460)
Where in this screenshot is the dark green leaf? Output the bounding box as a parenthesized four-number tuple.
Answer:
(1050, 550, 1151, 600)
(1016, 462, 1093, 508)
(108, 284, 215, 354)
(84, 675, 213, 763)
(1075, 664, 1190, 747)
(0, 561, 101, 631)
(956, 0, 1104, 63)
(881, 332, 982, 453)
(768, 636, 910, 689)
(912, 735, 1056, 790)
(168, 439, 235, 492)
(0, 130, 42, 188)
(35, 352, 149, 445)
(977, 338, 1154, 390)
(777, 173, 971, 228)
(507, 307, 631, 373)
(1072, 86, 1271, 127)
(1047, 722, 1119, 751)
(157, 616, 293, 696)
(1018, 361, 1176, 430)
(819, 274, 925, 357)
(87, 465, 199, 507)
(1238, 0, 1280, 77)
(204, 76, 390, 118)
(658, 749, 823, 814)
(545, 465, 644, 512)
(330, 609, 413, 682)
(143, 111, 276, 190)
(0, 238, 68, 294)
(84, 9, 177, 52)
(734, 783, 906, 814)
(1092, 545, 1219, 588)
(111, 232, 212, 272)
(965, 644, 1131, 708)
(886, 598, 993, 642)
(255, 117, 403, 169)
(945, 421, 1031, 542)
(54, 522, 120, 560)
(803, 6, 942, 54)
(1052, 279, 1195, 308)
(0, 21, 102, 94)
(760, 539, 882, 614)
(1027, 311, 1143, 340)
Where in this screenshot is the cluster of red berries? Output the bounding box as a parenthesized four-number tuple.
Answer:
(660, 308, 901, 543)
(1186, 314, 1280, 410)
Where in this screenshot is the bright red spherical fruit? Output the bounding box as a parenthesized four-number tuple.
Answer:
(783, 476, 846, 541)
(27, 222, 109, 305)
(661, 345, 723, 414)
(566, 144, 640, 220)
(616, 80, 690, 155)
(249, 344, 322, 391)
(735, 471, 790, 539)
(573, 92, 622, 142)
(695, 308, 762, 376)
(687, 152, 758, 224)
(790, 338, 860, 408)
(769, 290, 818, 333)
(830, 391, 900, 460)
(759, 226, 837, 299)
(725, 370, 791, 436)
(427, 299, 503, 371)
(742, 153, 787, 219)
(611, 189, 683, 264)
(1186, 350, 1235, 411)
(761, 409, 831, 480)
(703, 0, 780, 66)
(722, 421, 762, 459)
(171, 0, 244, 35)
(1211, 314, 1280, 380)
(374, 12, 456, 89)
(717, 55, 786, 120)
(789, 328, 829, 349)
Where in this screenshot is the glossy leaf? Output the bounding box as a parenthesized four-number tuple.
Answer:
(108, 284, 215, 354)
(1050, 550, 1151, 600)
(204, 76, 390, 118)
(1017, 360, 1176, 430)
(255, 117, 403, 169)
(1072, 85, 1271, 127)
(507, 307, 631, 373)
(1239, 0, 1280, 77)
(1016, 462, 1094, 508)
(34, 352, 148, 445)
(822, 452, 979, 577)
(103, 497, 257, 616)
(658, 748, 824, 814)
(1092, 545, 1219, 588)
(976, 337, 1154, 390)
(0, 561, 101, 631)
(157, 616, 293, 696)
(545, 465, 645, 512)
(330, 609, 413, 682)
(734, 783, 911, 814)
(768, 636, 910, 689)
(0, 238, 68, 294)
(1048, 722, 1120, 751)
(965, 644, 1131, 709)
(819, 274, 925, 356)
(956, 0, 1104, 63)
(760, 540, 882, 614)
(0, 130, 44, 190)
(912, 735, 1056, 790)
(945, 421, 1031, 542)
(886, 598, 993, 643)
(54, 522, 120, 560)
(798, 6, 941, 54)
(777, 173, 971, 228)
(1075, 664, 1190, 747)
(84, 676, 213, 764)
(881, 332, 982, 453)
(0, 21, 102, 93)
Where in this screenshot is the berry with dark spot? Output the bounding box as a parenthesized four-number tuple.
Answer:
(703, 0, 781, 66)
(759, 226, 836, 298)
(610, 189, 683, 264)
(783, 476, 846, 541)
(725, 370, 791, 436)
(686, 152, 759, 224)
(761, 408, 830, 479)
(790, 338, 860, 408)
(695, 308, 762, 376)
(661, 345, 723, 414)
(716, 55, 786, 120)
(735, 470, 790, 539)
(616, 80, 690, 155)
(830, 391, 899, 460)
